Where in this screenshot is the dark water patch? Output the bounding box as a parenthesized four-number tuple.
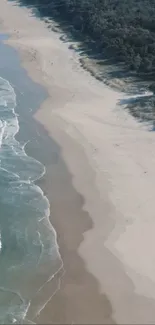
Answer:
(0, 10, 155, 323)
(9, 0, 155, 130)
(9, 0, 152, 95)
(0, 35, 62, 323)
(0, 32, 116, 325)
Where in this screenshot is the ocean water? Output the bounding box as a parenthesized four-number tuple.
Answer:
(0, 40, 62, 323)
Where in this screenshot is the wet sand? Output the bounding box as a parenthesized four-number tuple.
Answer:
(30, 122, 115, 324)
(1, 0, 155, 324)
(0, 2, 115, 324)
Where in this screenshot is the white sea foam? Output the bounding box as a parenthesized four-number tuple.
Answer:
(0, 75, 63, 323)
(0, 231, 2, 252)
(0, 119, 6, 148)
(0, 99, 7, 107)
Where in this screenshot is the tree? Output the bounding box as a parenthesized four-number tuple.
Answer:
(17, 0, 155, 76)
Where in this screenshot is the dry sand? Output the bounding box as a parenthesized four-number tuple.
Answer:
(1, 0, 155, 323)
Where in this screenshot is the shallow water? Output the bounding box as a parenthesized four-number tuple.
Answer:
(0, 36, 62, 323)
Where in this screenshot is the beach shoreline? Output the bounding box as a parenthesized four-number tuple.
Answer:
(1, 0, 155, 323)
(0, 1, 116, 324)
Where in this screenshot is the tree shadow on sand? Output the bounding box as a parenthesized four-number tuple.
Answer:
(9, 0, 155, 128)
(8, 0, 143, 91)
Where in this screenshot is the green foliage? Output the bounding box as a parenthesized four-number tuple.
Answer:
(19, 0, 155, 77)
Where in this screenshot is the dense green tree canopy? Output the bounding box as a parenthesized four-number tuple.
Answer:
(19, 0, 155, 77)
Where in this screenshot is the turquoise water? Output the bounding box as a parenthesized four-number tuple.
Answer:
(0, 37, 62, 323)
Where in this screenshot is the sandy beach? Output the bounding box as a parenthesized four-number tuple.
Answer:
(1, 0, 155, 323)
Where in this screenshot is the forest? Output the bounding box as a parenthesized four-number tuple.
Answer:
(17, 0, 155, 80)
